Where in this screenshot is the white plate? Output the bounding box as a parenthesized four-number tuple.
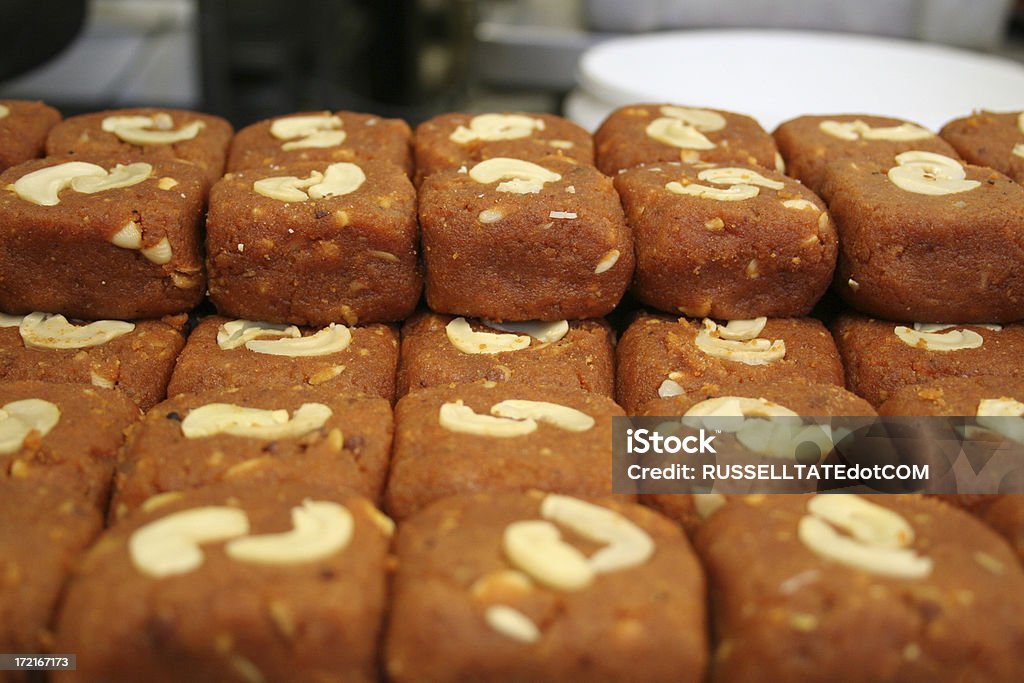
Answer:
(571, 29, 1024, 131)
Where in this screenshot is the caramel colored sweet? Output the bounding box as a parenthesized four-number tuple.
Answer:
(207, 160, 421, 325)
(0, 99, 62, 172)
(941, 110, 1024, 185)
(615, 162, 836, 318)
(834, 314, 1024, 407)
(166, 315, 398, 401)
(878, 376, 1024, 416)
(46, 107, 232, 184)
(0, 314, 185, 410)
(414, 111, 594, 184)
(397, 312, 614, 398)
(385, 381, 629, 520)
(983, 495, 1024, 564)
(822, 157, 1024, 323)
(55, 483, 391, 683)
(112, 384, 393, 518)
(774, 114, 956, 194)
(594, 103, 778, 175)
(616, 313, 844, 413)
(0, 157, 207, 320)
(420, 156, 632, 320)
(385, 492, 707, 683)
(227, 110, 413, 176)
(0, 380, 140, 510)
(697, 494, 1024, 683)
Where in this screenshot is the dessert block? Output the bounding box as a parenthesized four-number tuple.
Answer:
(941, 110, 1024, 184)
(0, 99, 62, 172)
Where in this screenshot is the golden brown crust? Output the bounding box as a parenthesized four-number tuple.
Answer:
(940, 110, 1024, 185)
(0, 99, 62, 171)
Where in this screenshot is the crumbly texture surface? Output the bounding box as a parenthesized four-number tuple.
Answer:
(833, 314, 1024, 407)
(396, 312, 615, 398)
(112, 384, 393, 518)
(0, 315, 185, 410)
(615, 162, 837, 318)
(594, 103, 779, 175)
(0, 480, 103, 664)
(822, 158, 1024, 323)
(0, 380, 140, 510)
(616, 314, 844, 413)
(774, 114, 957, 194)
(385, 492, 708, 683)
(45, 107, 233, 184)
(227, 110, 413, 176)
(878, 376, 1024, 416)
(940, 110, 1024, 184)
(166, 315, 398, 401)
(696, 494, 1024, 683)
(413, 112, 594, 184)
(55, 483, 391, 683)
(0, 157, 207, 319)
(385, 381, 629, 520)
(0, 99, 62, 172)
(207, 160, 421, 326)
(419, 156, 632, 320)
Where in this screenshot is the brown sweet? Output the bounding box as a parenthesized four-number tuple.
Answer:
(396, 312, 614, 398)
(0, 480, 103, 672)
(0, 380, 140, 510)
(419, 155, 632, 320)
(414, 111, 594, 184)
(0, 156, 207, 320)
(385, 381, 630, 520)
(615, 161, 836, 318)
(207, 160, 421, 326)
(878, 376, 1024, 416)
(594, 103, 779, 175)
(112, 384, 393, 518)
(385, 492, 707, 683)
(0, 314, 185, 410)
(822, 156, 1024, 323)
(696, 493, 1024, 683)
(55, 483, 391, 683)
(940, 110, 1024, 184)
(834, 314, 1024, 407)
(0, 99, 62, 172)
(983, 495, 1024, 564)
(166, 315, 398, 401)
(45, 107, 233, 184)
(774, 114, 956, 194)
(616, 313, 844, 413)
(227, 110, 413, 175)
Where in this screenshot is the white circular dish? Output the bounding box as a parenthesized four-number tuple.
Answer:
(571, 30, 1024, 131)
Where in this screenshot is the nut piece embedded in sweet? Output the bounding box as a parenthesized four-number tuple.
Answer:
(140, 237, 173, 265)
(110, 221, 143, 249)
(482, 319, 569, 344)
(694, 493, 726, 520)
(129, 506, 251, 578)
(697, 167, 785, 190)
(894, 323, 984, 351)
(244, 323, 352, 357)
(715, 317, 767, 340)
(271, 113, 347, 150)
(217, 319, 302, 350)
(658, 377, 685, 398)
(503, 519, 594, 591)
(819, 119, 934, 142)
(540, 494, 654, 573)
(594, 249, 621, 274)
(308, 162, 366, 199)
(659, 105, 727, 132)
(102, 113, 205, 145)
(180, 402, 333, 440)
(976, 397, 1024, 444)
(0, 313, 23, 327)
(490, 399, 595, 432)
(1013, 143, 1024, 160)
(485, 605, 541, 643)
(666, 180, 758, 201)
(18, 312, 135, 349)
(0, 398, 61, 455)
(468, 157, 562, 194)
(798, 494, 932, 580)
(253, 170, 324, 202)
(782, 199, 819, 212)
(449, 113, 545, 144)
(887, 151, 980, 196)
(13, 161, 107, 205)
(0, 104, 8, 119)
(694, 318, 785, 365)
(438, 400, 538, 437)
(445, 317, 531, 354)
(71, 162, 152, 194)
(225, 499, 354, 565)
(646, 118, 716, 150)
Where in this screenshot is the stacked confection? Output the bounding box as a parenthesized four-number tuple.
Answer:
(1, 97, 1024, 683)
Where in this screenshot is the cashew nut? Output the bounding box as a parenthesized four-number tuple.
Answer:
(659, 106, 727, 131)
(0, 104, 8, 119)
(1014, 143, 1024, 160)
(666, 180, 758, 201)
(0, 313, 23, 327)
(468, 158, 562, 194)
(244, 323, 352, 357)
(438, 401, 537, 437)
(682, 396, 799, 434)
(111, 221, 142, 249)
(696, 167, 784, 190)
(490, 399, 595, 432)
(715, 317, 767, 340)
(503, 520, 594, 591)
(307, 162, 366, 199)
(71, 162, 153, 194)
(217, 319, 301, 350)
(540, 494, 653, 573)
(140, 237, 172, 265)
(129, 506, 250, 578)
(888, 151, 980, 196)
(782, 198, 819, 211)
(13, 161, 106, 206)
(225, 499, 353, 565)
(445, 317, 531, 354)
(102, 113, 205, 145)
(482, 319, 569, 344)
(18, 312, 135, 349)
(694, 318, 786, 365)
(253, 163, 365, 202)
(253, 170, 324, 202)
(485, 605, 541, 643)
(449, 113, 545, 143)
(646, 118, 715, 150)
(894, 323, 984, 351)
(0, 399, 61, 455)
(658, 377, 685, 398)
(976, 397, 1024, 445)
(180, 402, 333, 440)
(594, 249, 621, 274)
(819, 119, 933, 142)
(270, 113, 346, 150)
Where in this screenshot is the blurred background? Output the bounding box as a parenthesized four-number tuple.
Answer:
(1, 0, 1023, 129)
